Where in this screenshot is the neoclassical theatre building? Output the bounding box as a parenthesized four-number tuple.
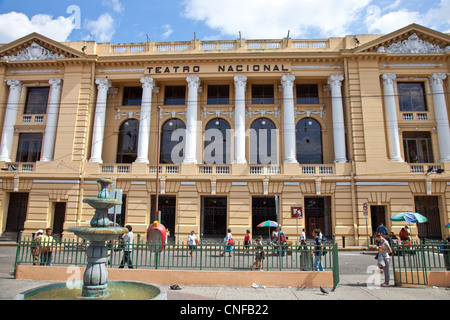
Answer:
(0, 24, 449, 245)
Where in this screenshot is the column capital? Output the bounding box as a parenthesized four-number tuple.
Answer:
(186, 75, 201, 89)
(49, 78, 63, 90)
(281, 74, 295, 88)
(140, 76, 155, 89)
(429, 73, 447, 86)
(381, 73, 396, 86)
(6, 79, 23, 91)
(328, 74, 344, 87)
(281, 74, 295, 89)
(95, 78, 112, 90)
(234, 75, 247, 88)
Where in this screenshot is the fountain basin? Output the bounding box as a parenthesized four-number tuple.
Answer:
(15, 281, 167, 300)
(68, 226, 128, 242)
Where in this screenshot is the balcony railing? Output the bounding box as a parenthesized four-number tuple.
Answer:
(1, 163, 35, 172)
(109, 38, 330, 55)
(409, 164, 442, 174)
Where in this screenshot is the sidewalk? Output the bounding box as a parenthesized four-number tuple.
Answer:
(1, 245, 449, 300)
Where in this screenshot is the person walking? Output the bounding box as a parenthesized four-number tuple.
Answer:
(188, 230, 197, 257)
(119, 225, 134, 269)
(312, 229, 324, 271)
(221, 229, 233, 257)
(250, 236, 265, 271)
(278, 227, 286, 257)
(376, 233, 392, 286)
(300, 229, 306, 246)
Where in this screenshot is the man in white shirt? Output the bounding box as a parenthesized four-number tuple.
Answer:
(119, 225, 134, 269)
(300, 229, 306, 246)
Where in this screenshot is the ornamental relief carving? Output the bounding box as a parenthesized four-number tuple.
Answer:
(377, 33, 450, 53)
(2, 42, 66, 61)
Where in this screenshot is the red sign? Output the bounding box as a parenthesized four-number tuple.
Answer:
(291, 206, 303, 219)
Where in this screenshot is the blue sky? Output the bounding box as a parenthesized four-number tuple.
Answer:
(0, 0, 449, 44)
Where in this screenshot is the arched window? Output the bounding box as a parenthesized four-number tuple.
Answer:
(160, 118, 186, 164)
(116, 119, 139, 163)
(296, 118, 323, 164)
(204, 118, 231, 164)
(249, 117, 277, 165)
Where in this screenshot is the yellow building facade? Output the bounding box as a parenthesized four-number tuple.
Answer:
(0, 24, 449, 245)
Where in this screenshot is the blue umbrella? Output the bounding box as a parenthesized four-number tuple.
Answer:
(445, 223, 450, 228)
(390, 212, 427, 223)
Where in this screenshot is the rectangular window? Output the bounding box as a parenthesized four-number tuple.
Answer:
(252, 84, 274, 104)
(122, 87, 143, 106)
(16, 133, 43, 162)
(397, 82, 427, 112)
(297, 84, 319, 104)
(207, 85, 230, 105)
(403, 131, 433, 163)
(164, 85, 186, 105)
(24, 87, 49, 114)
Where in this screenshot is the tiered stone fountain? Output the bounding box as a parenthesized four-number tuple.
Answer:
(17, 178, 165, 300)
(68, 178, 128, 297)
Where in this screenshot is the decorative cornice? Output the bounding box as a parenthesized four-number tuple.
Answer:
(377, 33, 450, 54)
(2, 42, 66, 61)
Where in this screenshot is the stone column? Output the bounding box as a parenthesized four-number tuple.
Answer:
(89, 78, 111, 163)
(281, 74, 297, 163)
(234, 75, 247, 164)
(40, 78, 63, 161)
(0, 80, 23, 162)
(381, 73, 403, 162)
(429, 73, 450, 162)
(135, 76, 155, 163)
(184, 76, 200, 164)
(328, 74, 348, 163)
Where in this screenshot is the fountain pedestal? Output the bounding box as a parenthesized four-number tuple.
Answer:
(68, 178, 128, 298)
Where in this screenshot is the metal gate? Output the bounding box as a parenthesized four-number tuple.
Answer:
(201, 196, 227, 238)
(391, 242, 429, 285)
(415, 196, 441, 240)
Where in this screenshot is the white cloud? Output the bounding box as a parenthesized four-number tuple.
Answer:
(85, 13, 116, 43)
(161, 24, 174, 40)
(0, 12, 75, 43)
(182, 0, 371, 39)
(365, 0, 450, 34)
(101, 0, 124, 14)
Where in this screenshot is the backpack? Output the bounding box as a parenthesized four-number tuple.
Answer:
(280, 232, 286, 242)
(228, 238, 234, 246)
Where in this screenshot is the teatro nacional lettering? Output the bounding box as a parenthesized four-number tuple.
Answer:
(146, 64, 290, 74)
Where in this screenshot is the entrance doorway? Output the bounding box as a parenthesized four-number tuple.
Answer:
(252, 196, 277, 239)
(370, 205, 386, 235)
(5, 193, 29, 236)
(151, 195, 176, 239)
(415, 196, 441, 240)
(52, 202, 66, 241)
(201, 196, 227, 238)
(304, 196, 332, 239)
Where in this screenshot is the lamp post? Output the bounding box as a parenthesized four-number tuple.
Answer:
(155, 106, 162, 222)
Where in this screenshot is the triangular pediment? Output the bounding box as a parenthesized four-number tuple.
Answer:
(355, 24, 450, 54)
(0, 33, 84, 61)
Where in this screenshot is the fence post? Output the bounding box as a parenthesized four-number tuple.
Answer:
(332, 242, 340, 291)
(13, 231, 23, 278)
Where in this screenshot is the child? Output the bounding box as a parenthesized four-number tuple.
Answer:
(244, 229, 251, 252)
(250, 236, 265, 271)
